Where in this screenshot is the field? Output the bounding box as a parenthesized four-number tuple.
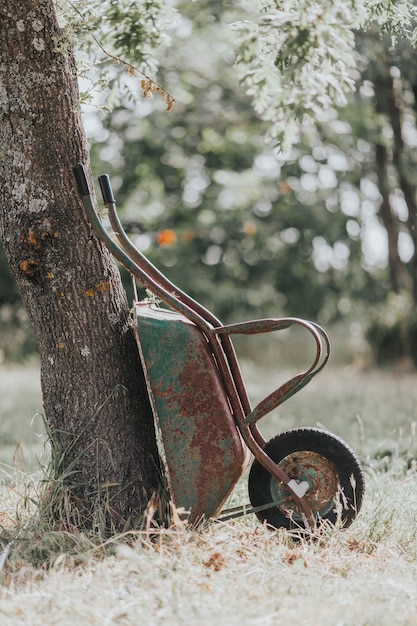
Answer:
(1, 330, 417, 625)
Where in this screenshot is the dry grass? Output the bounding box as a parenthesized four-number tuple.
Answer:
(2, 357, 417, 624)
(1, 484, 417, 626)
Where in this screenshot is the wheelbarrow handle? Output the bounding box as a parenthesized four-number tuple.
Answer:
(73, 164, 218, 335)
(98, 174, 116, 204)
(214, 318, 296, 335)
(213, 317, 330, 426)
(73, 163, 92, 197)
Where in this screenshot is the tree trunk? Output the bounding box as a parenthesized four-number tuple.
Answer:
(374, 142, 407, 293)
(0, 0, 165, 532)
(373, 63, 410, 293)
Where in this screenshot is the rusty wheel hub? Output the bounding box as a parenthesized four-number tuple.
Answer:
(270, 451, 339, 520)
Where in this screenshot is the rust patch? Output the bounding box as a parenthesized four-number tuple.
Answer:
(84, 288, 95, 298)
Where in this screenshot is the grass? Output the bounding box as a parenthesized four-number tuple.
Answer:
(2, 493, 417, 626)
(0, 362, 45, 475)
(2, 334, 417, 625)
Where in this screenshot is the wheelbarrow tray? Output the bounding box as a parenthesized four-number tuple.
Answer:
(134, 301, 249, 524)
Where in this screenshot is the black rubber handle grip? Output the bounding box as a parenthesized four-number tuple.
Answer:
(98, 175, 116, 204)
(73, 163, 91, 197)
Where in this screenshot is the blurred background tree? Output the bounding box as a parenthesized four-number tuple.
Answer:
(2, 0, 417, 365)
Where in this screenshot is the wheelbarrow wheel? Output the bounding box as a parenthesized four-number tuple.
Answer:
(248, 427, 365, 532)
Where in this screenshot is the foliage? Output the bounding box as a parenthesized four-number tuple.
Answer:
(59, 0, 417, 152)
(233, 0, 417, 150)
(57, 0, 176, 64)
(55, 0, 177, 109)
(233, 1, 357, 150)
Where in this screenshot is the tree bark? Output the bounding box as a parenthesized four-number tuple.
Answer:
(0, 0, 164, 532)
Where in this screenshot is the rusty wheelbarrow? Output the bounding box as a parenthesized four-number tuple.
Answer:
(73, 163, 365, 533)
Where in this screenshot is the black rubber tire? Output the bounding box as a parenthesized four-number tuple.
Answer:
(248, 427, 365, 532)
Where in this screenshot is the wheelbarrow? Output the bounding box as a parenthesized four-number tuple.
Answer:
(73, 163, 365, 533)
